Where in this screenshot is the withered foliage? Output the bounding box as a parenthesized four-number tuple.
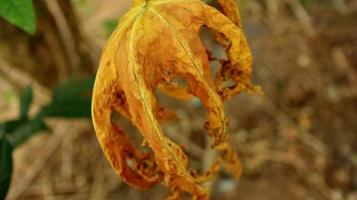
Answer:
(92, 0, 260, 199)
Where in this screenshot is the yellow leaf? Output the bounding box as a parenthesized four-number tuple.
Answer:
(92, 0, 259, 199)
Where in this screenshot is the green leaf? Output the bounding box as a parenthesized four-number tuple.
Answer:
(40, 97, 92, 118)
(0, 0, 36, 34)
(53, 76, 94, 102)
(38, 76, 94, 119)
(0, 123, 5, 136)
(0, 77, 94, 198)
(19, 86, 33, 119)
(0, 138, 13, 200)
(5, 118, 48, 147)
(105, 19, 118, 36)
(2, 119, 28, 135)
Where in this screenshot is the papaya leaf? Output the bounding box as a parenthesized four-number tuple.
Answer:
(39, 77, 94, 118)
(52, 76, 94, 102)
(0, 138, 13, 200)
(5, 118, 48, 148)
(0, 0, 36, 34)
(40, 98, 92, 118)
(2, 119, 26, 135)
(92, 0, 260, 199)
(105, 19, 118, 36)
(0, 76, 93, 199)
(19, 86, 33, 119)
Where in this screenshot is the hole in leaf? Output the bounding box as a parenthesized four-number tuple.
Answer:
(154, 82, 215, 172)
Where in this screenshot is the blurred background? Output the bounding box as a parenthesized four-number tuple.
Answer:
(0, 0, 356, 199)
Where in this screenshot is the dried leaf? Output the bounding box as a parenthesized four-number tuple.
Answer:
(214, 0, 262, 100)
(217, 0, 242, 27)
(92, 0, 259, 199)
